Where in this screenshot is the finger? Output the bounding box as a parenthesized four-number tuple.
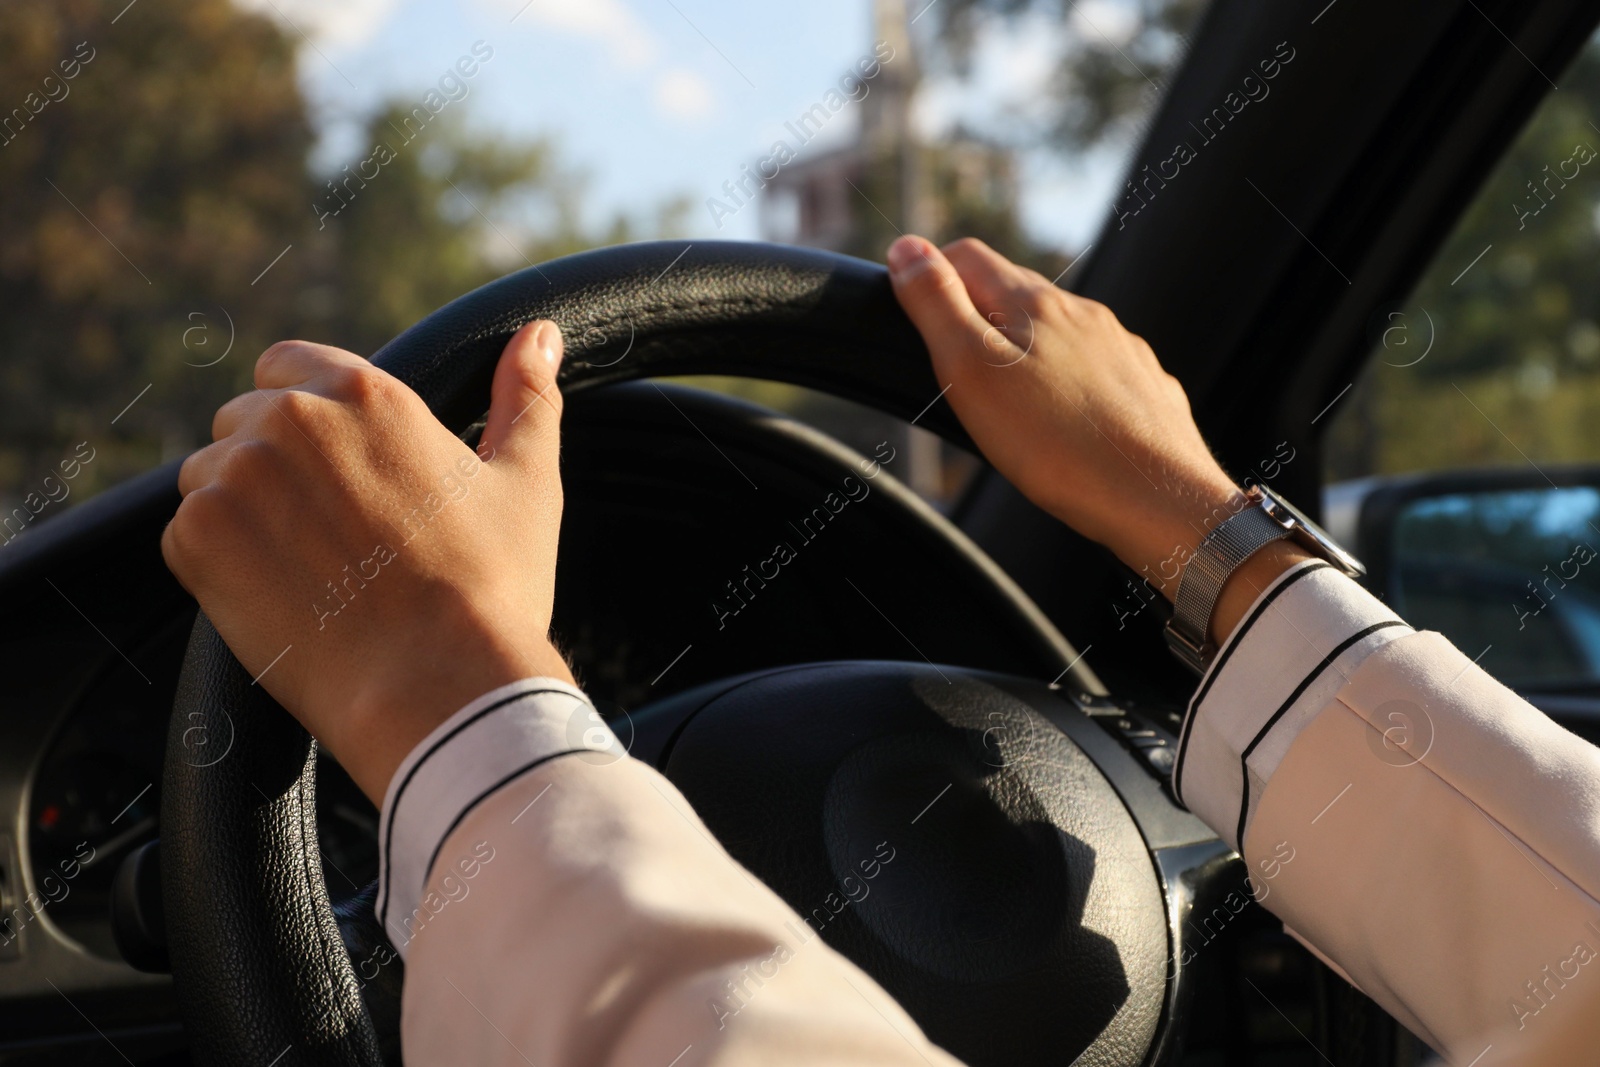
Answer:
(940, 237, 1037, 309)
(254, 339, 369, 391)
(885, 235, 985, 351)
(161, 499, 199, 596)
(211, 388, 275, 442)
(478, 320, 564, 476)
(162, 485, 225, 599)
(177, 439, 227, 497)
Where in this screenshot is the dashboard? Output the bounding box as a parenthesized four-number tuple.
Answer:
(0, 383, 1085, 1062)
(0, 382, 1455, 1064)
(26, 613, 380, 962)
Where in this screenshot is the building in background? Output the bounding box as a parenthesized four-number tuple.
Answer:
(759, 0, 1029, 502)
(760, 0, 1024, 260)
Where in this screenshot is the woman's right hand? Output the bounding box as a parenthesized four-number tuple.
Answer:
(887, 234, 1316, 645)
(885, 234, 1246, 593)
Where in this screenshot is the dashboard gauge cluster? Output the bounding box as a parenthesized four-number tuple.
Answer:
(26, 614, 379, 961)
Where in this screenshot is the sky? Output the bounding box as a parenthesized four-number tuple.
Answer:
(235, 0, 1143, 256)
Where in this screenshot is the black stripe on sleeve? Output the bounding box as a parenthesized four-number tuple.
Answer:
(1172, 560, 1331, 806)
(379, 685, 582, 928)
(1231, 619, 1409, 850)
(419, 748, 589, 893)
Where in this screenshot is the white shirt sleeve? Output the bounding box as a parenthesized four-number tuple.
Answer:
(375, 678, 608, 951)
(376, 678, 965, 1067)
(1176, 559, 1600, 1064)
(1173, 559, 1413, 851)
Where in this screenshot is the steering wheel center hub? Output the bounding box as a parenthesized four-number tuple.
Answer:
(657, 662, 1168, 1065)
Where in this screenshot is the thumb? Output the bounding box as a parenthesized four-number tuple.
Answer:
(886, 235, 984, 352)
(479, 319, 564, 474)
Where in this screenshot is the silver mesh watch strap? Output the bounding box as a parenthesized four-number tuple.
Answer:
(1165, 493, 1292, 673)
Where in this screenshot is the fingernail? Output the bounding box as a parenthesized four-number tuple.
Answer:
(887, 236, 930, 279)
(533, 320, 563, 369)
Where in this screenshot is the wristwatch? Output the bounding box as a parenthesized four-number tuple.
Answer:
(1164, 483, 1365, 674)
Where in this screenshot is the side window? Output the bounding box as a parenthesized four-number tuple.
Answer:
(1324, 36, 1600, 481)
(1324, 35, 1600, 689)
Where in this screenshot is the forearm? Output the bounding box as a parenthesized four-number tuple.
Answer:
(1177, 562, 1600, 1061)
(1035, 468, 1317, 649)
(882, 233, 1600, 1060)
(383, 683, 964, 1067)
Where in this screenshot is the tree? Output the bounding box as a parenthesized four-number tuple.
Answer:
(1323, 43, 1600, 478)
(311, 107, 595, 359)
(923, 1, 1600, 480)
(0, 0, 678, 514)
(931, 0, 1207, 150)
(0, 0, 313, 498)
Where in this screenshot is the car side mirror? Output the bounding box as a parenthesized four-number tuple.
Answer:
(1327, 467, 1600, 691)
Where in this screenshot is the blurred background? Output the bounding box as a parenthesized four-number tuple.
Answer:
(1, 0, 1598, 523)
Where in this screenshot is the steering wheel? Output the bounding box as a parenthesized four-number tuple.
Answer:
(160, 242, 1224, 1066)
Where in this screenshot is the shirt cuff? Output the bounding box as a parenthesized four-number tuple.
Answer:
(374, 677, 619, 955)
(1172, 559, 1412, 852)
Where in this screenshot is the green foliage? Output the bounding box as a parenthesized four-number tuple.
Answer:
(931, 0, 1208, 149)
(927, 1, 1600, 480)
(0, 0, 313, 495)
(0, 0, 667, 509)
(1324, 43, 1600, 479)
(314, 107, 593, 358)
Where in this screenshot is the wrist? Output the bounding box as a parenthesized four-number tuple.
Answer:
(1207, 539, 1316, 647)
(336, 633, 574, 804)
(1123, 480, 1317, 649)
(1102, 476, 1252, 600)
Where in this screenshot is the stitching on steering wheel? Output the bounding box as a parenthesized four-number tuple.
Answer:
(415, 290, 806, 369)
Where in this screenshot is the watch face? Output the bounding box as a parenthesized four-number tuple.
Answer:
(1258, 486, 1367, 577)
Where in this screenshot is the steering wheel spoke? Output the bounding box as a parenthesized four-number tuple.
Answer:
(163, 243, 1197, 1067)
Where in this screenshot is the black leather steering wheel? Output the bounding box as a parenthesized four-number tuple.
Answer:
(160, 242, 1176, 1066)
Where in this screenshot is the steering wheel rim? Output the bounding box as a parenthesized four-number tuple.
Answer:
(160, 242, 1092, 1066)
(371, 240, 972, 448)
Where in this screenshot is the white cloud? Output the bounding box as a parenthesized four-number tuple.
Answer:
(914, 12, 1062, 136)
(1069, 0, 1140, 48)
(236, 0, 399, 49)
(496, 0, 718, 126)
(654, 68, 715, 121)
(496, 0, 658, 69)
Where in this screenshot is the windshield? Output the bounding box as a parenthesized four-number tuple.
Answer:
(0, 0, 1208, 533)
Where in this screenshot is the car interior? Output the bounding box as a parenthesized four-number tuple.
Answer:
(5, 0, 1600, 1064)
